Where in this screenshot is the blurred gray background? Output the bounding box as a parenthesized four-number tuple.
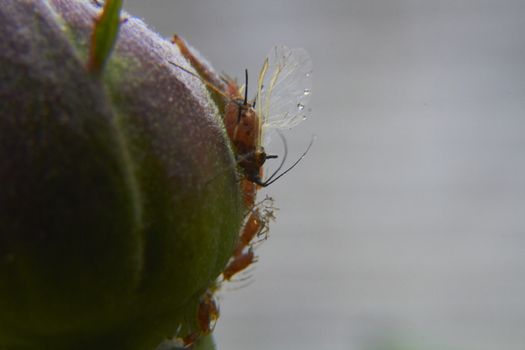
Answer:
(125, 1, 525, 349)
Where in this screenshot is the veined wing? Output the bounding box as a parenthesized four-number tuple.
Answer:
(256, 46, 313, 141)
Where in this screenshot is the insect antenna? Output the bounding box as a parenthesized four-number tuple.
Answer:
(236, 68, 249, 123)
(259, 132, 315, 187)
(244, 69, 249, 105)
(168, 60, 231, 100)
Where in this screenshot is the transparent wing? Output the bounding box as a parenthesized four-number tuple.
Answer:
(256, 46, 313, 140)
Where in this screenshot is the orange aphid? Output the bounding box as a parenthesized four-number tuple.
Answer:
(171, 37, 313, 193)
(182, 333, 199, 348)
(180, 289, 220, 347)
(222, 248, 257, 281)
(232, 198, 275, 257)
(223, 95, 270, 186)
(197, 290, 219, 334)
(171, 36, 274, 191)
(233, 209, 263, 257)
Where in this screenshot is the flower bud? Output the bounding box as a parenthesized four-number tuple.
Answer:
(0, 1, 242, 349)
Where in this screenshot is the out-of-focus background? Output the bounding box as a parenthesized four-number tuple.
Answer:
(124, 1, 525, 349)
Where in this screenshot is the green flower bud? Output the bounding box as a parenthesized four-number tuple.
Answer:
(0, 1, 242, 349)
